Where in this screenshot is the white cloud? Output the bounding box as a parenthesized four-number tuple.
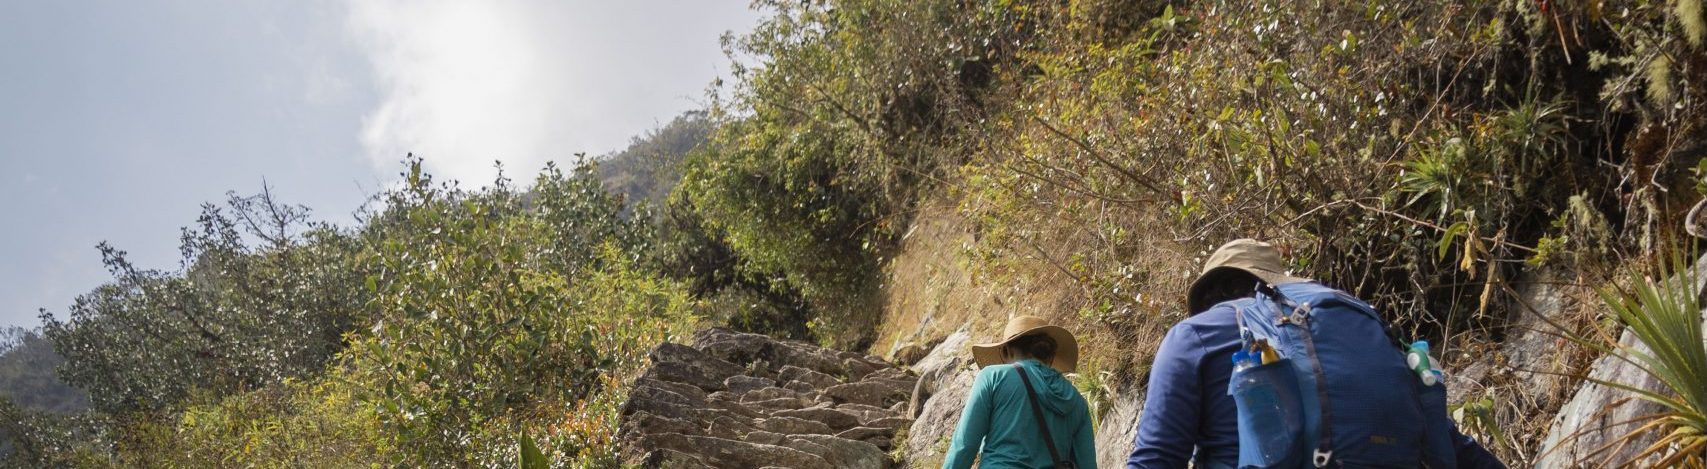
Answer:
(344, 0, 755, 186)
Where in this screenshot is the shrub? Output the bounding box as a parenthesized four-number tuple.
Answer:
(1587, 255, 1707, 466)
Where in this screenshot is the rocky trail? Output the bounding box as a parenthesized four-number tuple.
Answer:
(618, 328, 917, 468)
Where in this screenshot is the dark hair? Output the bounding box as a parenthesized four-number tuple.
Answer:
(1006, 333, 1058, 362)
(1196, 269, 1262, 311)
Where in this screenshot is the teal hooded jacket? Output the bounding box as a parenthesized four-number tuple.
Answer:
(944, 358, 1096, 469)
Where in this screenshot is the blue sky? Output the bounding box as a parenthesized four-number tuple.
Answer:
(0, 1, 759, 329)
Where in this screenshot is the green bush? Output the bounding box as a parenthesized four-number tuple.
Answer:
(42, 190, 370, 415)
(343, 160, 696, 466)
(115, 375, 390, 468)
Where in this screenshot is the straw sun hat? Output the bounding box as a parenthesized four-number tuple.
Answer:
(1185, 238, 1310, 315)
(971, 315, 1079, 373)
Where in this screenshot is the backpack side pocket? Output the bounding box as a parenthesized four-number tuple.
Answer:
(1416, 373, 1457, 468)
(1231, 358, 1307, 468)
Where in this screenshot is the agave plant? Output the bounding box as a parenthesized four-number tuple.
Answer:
(1587, 255, 1707, 466)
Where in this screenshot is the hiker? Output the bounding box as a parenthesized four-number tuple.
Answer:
(944, 316, 1096, 469)
(1126, 239, 1504, 468)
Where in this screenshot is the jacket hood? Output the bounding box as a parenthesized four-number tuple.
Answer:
(1016, 359, 1079, 415)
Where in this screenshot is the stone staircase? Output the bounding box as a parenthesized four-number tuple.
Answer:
(618, 328, 918, 468)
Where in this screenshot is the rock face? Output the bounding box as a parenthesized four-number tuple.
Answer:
(1094, 381, 1144, 468)
(619, 328, 917, 468)
(1535, 256, 1707, 467)
(901, 329, 973, 467)
(1534, 326, 1671, 467)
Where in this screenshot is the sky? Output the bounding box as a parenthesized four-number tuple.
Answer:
(0, 1, 760, 329)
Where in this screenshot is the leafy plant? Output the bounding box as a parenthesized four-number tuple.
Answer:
(1586, 255, 1707, 466)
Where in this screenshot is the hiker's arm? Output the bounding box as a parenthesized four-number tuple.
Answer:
(1072, 397, 1097, 469)
(1452, 427, 1506, 469)
(943, 367, 995, 469)
(1127, 324, 1203, 469)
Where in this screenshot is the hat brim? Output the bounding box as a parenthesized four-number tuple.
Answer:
(1186, 266, 1309, 315)
(970, 325, 1078, 373)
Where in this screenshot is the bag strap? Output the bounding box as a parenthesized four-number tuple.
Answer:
(1258, 283, 1335, 468)
(1013, 364, 1072, 468)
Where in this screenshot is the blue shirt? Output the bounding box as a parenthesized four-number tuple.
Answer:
(1127, 305, 1243, 468)
(945, 359, 1097, 469)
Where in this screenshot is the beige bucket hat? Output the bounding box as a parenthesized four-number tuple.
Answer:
(1186, 238, 1310, 314)
(970, 315, 1079, 373)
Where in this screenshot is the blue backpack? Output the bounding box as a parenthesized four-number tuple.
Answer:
(1224, 282, 1456, 468)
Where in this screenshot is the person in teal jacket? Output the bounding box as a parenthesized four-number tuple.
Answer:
(945, 316, 1096, 469)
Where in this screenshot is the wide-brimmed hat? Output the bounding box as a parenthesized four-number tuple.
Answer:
(970, 315, 1079, 373)
(1186, 239, 1310, 315)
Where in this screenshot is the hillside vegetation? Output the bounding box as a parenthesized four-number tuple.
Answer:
(4, 0, 1707, 466)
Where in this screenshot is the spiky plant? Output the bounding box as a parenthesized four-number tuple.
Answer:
(1588, 255, 1707, 466)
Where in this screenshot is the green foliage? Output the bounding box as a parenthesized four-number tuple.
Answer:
(1450, 396, 1507, 452)
(1072, 366, 1115, 427)
(1, 397, 113, 468)
(116, 375, 391, 468)
(519, 432, 548, 469)
(1587, 254, 1707, 465)
(684, 116, 886, 345)
(685, 0, 1046, 346)
(20, 156, 696, 466)
(42, 189, 370, 415)
(345, 160, 695, 466)
(17, 1, 1707, 466)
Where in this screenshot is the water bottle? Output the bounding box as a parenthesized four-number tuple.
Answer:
(1233, 350, 1255, 372)
(1407, 340, 1439, 386)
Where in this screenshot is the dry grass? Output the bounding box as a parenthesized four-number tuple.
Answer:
(871, 194, 1182, 391)
(1441, 269, 1612, 466)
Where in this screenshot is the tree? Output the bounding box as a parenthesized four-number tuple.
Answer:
(41, 188, 369, 414)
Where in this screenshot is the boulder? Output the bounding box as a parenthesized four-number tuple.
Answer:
(743, 397, 814, 412)
(908, 330, 972, 419)
(621, 411, 703, 438)
(904, 365, 975, 467)
(741, 386, 807, 403)
(782, 379, 819, 394)
(831, 402, 898, 424)
(774, 341, 851, 376)
(835, 426, 897, 443)
(1095, 381, 1145, 468)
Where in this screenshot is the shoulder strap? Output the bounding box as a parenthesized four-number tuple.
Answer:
(1013, 364, 1072, 468)
(1259, 283, 1335, 468)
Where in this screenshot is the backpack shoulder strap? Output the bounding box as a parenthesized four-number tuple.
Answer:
(1259, 283, 1335, 468)
(1013, 364, 1072, 468)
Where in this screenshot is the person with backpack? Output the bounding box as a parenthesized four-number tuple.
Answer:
(944, 315, 1096, 469)
(1126, 239, 1504, 468)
